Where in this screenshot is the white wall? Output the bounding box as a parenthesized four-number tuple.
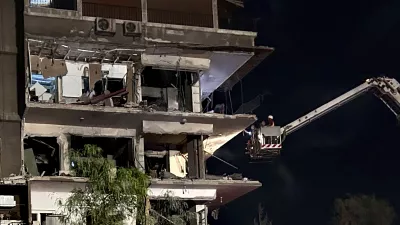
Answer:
(30, 180, 136, 225)
(63, 62, 86, 97)
(30, 181, 86, 214)
(62, 62, 128, 98)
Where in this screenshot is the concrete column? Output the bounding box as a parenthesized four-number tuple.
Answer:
(134, 64, 143, 104)
(76, 0, 83, 17)
(55, 76, 63, 103)
(0, 0, 25, 177)
(134, 136, 145, 172)
(198, 136, 205, 179)
(187, 139, 199, 179)
(141, 0, 148, 23)
(191, 73, 201, 113)
(126, 64, 134, 104)
(212, 0, 219, 29)
(57, 134, 71, 174)
(187, 137, 205, 179)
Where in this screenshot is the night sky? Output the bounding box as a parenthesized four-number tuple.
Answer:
(208, 0, 400, 224)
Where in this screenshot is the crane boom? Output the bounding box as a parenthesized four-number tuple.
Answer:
(281, 77, 400, 136)
(247, 77, 400, 163)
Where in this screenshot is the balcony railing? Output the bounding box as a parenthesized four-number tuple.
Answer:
(82, 2, 141, 21)
(148, 8, 213, 28)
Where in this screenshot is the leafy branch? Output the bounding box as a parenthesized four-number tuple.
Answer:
(58, 144, 149, 225)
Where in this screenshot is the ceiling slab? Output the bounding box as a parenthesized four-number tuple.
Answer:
(200, 52, 253, 100)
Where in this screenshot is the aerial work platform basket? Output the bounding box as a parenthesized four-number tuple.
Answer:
(246, 126, 283, 163)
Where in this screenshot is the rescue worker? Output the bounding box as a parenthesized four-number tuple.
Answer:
(244, 124, 255, 136)
(244, 125, 257, 155)
(267, 115, 280, 144)
(267, 115, 275, 127)
(264, 115, 275, 145)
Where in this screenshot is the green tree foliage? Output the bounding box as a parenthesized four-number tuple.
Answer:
(58, 144, 149, 225)
(332, 194, 396, 225)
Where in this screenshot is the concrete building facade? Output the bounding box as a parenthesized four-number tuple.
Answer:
(2, 0, 274, 224)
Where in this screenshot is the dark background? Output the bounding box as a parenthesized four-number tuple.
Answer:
(207, 0, 400, 224)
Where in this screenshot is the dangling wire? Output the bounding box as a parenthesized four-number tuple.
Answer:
(240, 79, 245, 136)
(240, 80, 244, 114)
(211, 92, 214, 110)
(228, 90, 233, 115)
(224, 91, 228, 114)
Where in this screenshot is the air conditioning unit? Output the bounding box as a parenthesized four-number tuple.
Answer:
(95, 18, 116, 36)
(123, 21, 142, 37)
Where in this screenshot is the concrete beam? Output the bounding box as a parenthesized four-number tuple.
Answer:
(24, 123, 137, 137)
(141, 54, 211, 71)
(142, 121, 213, 135)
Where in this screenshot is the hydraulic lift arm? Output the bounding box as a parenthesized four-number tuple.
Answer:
(281, 77, 400, 137)
(248, 77, 400, 163)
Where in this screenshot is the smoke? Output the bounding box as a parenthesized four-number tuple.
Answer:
(275, 162, 297, 199)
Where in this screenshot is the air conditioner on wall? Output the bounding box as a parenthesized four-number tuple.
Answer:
(95, 18, 116, 36)
(123, 21, 142, 37)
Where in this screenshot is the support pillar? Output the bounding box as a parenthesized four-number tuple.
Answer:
(76, 0, 83, 17)
(134, 64, 143, 104)
(126, 64, 142, 106)
(212, 0, 219, 29)
(187, 136, 205, 179)
(134, 136, 145, 172)
(0, 0, 25, 177)
(58, 134, 71, 175)
(126, 64, 134, 103)
(141, 0, 148, 23)
(55, 76, 62, 103)
(198, 136, 205, 179)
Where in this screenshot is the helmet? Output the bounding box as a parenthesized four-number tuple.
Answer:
(268, 115, 273, 119)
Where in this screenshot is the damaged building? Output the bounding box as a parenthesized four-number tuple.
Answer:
(2, 0, 274, 224)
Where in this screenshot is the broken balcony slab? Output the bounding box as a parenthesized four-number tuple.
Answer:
(142, 121, 213, 135)
(149, 178, 262, 209)
(24, 103, 256, 156)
